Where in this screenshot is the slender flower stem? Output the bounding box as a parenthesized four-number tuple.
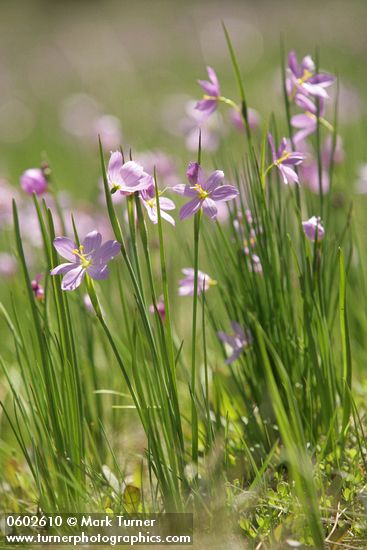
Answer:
(191, 208, 202, 464)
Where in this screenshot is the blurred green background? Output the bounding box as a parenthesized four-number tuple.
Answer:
(1, 0, 366, 202)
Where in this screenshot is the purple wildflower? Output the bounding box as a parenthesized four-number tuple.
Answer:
(178, 268, 216, 296)
(287, 51, 334, 99)
(195, 67, 221, 120)
(140, 184, 176, 226)
(218, 322, 252, 364)
(20, 168, 48, 196)
(107, 151, 151, 195)
(31, 274, 44, 301)
(268, 133, 304, 185)
(302, 216, 325, 242)
(230, 108, 260, 132)
(291, 94, 325, 144)
(173, 162, 238, 220)
(149, 295, 166, 322)
(0, 253, 17, 278)
(50, 230, 120, 291)
(300, 135, 344, 194)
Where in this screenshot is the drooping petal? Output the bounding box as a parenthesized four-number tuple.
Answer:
(82, 231, 102, 255)
(291, 113, 316, 129)
(61, 265, 86, 291)
(159, 197, 176, 210)
(294, 93, 317, 113)
(53, 237, 77, 262)
(50, 262, 76, 276)
(211, 185, 239, 202)
(195, 99, 217, 119)
(172, 184, 197, 197)
(279, 165, 299, 185)
(160, 210, 175, 226)
(202, 197, 218, 219)
(179, 198, 202, 220)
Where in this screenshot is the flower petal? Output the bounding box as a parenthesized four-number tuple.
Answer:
(53, 237, 77, 261)
(88, 264, 110, 280)
(61, 265, 86, 291)
(50, 262, 76, 276)
(205, 170, 224, 192)
(94, 240, 121, 263)
(82, 231, 102, 255)
(179, 198, 202, 220)
(202, 198, 217, 219)
(211, 185, 239, 202)
(159, 197, 176, 210)
(108, 151, 123, 183)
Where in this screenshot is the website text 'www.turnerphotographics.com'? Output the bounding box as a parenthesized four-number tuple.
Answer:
(1, 513, 193, 546)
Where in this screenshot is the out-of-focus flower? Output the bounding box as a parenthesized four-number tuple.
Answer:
(107, 151, 151, 195)
(173, 162, 238, 220)
(302, 216, 325, 242)
(31, 274, 44, 301)
(287, 51, 334, 99)
(178, 268, 216, 296)
(195, 66, 221, 120)
(268, 134, 303, 184)
(0, 252, 17, 277)
(249, 253, 263, 274)
(181, 101, 223, 152)
(230, 108, 260, 132)
(149, 295, 166, 321)
(20, 168, 48, 195)
(93, 115, 122, 150)
(218, 321, 252, 364)
(0, 179, 19, 228)
(356, 164, 367, 194)
(291, 94, 322, 143)
(135, 151, 180, 187)
(300, 135, 344, 194)
(51, 230, 120, 291)
(140, 184, 175, 226)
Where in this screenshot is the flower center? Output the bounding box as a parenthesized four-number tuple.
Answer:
(72, 245, 92, 268)
(297, 68, 313, 85)
(111, 183, 121, 194)
(194, 183, 209, 200)
(275, 152, 291, 165)
(147, 198, 156, 208)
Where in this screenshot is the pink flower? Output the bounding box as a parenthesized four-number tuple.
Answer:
(178, 268, 216, 296)
(20, 168, 48, 195)
(302, 216, 325, 242)
(140, 184, 176, 226)
(149, 295, 166, 321)
(173, 162, 238, 220)
(195, 66, 221, 120)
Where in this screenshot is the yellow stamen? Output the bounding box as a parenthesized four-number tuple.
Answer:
(275, 152, 291, 165)
(72, 246, 92, 268)
(297, 68, 313, 85)
(194, 183, 209, 200)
